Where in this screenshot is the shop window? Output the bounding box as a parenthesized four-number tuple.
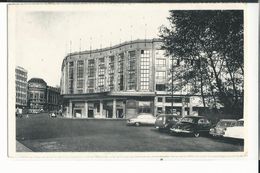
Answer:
(139, 107, 151, 113)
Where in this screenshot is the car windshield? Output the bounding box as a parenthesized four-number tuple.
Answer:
(217, 121, 236, 127)
(180, 117, 195, 123)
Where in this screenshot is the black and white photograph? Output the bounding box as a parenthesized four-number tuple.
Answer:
(8, 3, 247, 156)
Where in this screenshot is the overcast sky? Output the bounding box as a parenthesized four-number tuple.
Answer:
(13, 4, 171, 87)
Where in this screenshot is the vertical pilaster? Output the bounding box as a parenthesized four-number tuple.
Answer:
(154, 97, 157, 117)
(100, 100, 103, 118)
(162, 97, 166, 114)
(69, 100, 73, 118)
(113, 99, 116, 118)
(189, 97, 193, 116)
(181, 97, 185, 117)
(85, 101, 88, 118)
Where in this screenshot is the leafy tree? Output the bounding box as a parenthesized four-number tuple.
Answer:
(159, 10, 243, 115)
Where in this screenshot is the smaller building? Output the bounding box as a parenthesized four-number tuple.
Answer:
(15, 66, 28, 109)
(27, 78, 61, 113)
(46, 86, 61, 111)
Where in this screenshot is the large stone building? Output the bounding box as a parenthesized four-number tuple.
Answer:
(60, 39, 203, 119)
(15, 66, 28, 109)
(27, 78, 60, 113)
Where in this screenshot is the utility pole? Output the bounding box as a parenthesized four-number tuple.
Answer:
(171, 56, 174, 114)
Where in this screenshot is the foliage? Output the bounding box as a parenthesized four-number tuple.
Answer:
(159, 10, 243, 115)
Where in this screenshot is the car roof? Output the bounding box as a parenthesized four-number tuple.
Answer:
(158, 114, 179, 117)
(219, 119, 237, 121)
(182, 116, 205, 119)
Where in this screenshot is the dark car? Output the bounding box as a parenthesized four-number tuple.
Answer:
(170, 116, 211, 137)
(155, 114, 180, 131)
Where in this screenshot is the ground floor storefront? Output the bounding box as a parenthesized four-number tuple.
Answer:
(62, 93, 202, 119)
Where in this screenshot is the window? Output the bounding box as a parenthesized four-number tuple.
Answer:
(156, 59, 166, 67)
(88, 59, 95, 92)
(68, 62, 74, 94)
(166, 97, 182, 103)
(118, 53, 124, 91)
(157, 107, 162, 113)
(98, 58, 105, 91)
(157, 97, 163, 102)
(140, 50, 150, 90)
(108, 56, 115, 90)
(156, 71, 166, 81)
(139, 107, 151, 113)
(156, 84, 166, 91)
(77, 60, 84, 92)
(128, 51, 136, 90)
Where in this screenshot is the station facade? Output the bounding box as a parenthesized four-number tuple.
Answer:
(60, 39, 203, 119)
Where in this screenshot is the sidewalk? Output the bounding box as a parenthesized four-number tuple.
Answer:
(16, 141, 32, 152)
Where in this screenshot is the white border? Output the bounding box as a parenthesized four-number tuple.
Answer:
(5, 3, 258, 160)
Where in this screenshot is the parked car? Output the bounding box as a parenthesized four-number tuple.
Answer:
(209, 119, 237, 137)
(49, 112, 57, 118)
(155, 114, 180, 131)
(223, 119, 244, 139)
(170, 116, 211, 137)
(127, 113, 156, 126)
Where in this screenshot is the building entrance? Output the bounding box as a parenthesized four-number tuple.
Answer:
(117, 109, 124, 118)
(88, 109, 94, 118)
(74, 109, 82, 118)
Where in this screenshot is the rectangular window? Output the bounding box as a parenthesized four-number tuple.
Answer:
(118, 53, 124, 91)
(156, 71, 166, 80)
(128, 51, 136, 90)
(156, 58, 166, 67)
(108, 56, 115, 90)
(157, 97, 163, 102)
(88, 59, 95, 93)
(166, 97, 182, 103)
(140, 50, 150, 90)
(77, 60, 84, 92)
(98, 58, 105, 91)
(156, 84, 166, 91)
(68, 62, 74, 94)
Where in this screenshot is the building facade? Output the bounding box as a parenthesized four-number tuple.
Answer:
(28, 78, 60, 113)
(60, 39, 203, 119)
(15, 66, 28, 109)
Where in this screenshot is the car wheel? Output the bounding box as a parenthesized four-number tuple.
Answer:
(194, 132, 200, 137)
(135, 122, 140, 126)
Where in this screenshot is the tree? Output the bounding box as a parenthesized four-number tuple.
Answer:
(159, 10, 244, 115)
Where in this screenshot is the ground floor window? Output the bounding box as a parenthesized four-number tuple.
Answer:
(139, 107, 151, 113)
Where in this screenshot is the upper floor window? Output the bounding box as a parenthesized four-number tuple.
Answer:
(156, 59, 166, 67)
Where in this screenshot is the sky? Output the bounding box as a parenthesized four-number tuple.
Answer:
(13, 4, 171, 86)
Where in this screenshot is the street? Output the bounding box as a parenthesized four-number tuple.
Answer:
(16, 113, 244, 152)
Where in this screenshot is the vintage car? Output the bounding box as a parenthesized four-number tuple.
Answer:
(127, 113, 157, 126)
(155, 114, 180, 131)
(223, 119, 244, 139)
(209, 119, 237, 137)
(170, 116, 211, 137)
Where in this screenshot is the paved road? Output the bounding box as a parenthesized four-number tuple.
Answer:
(16, 114, 244, 152)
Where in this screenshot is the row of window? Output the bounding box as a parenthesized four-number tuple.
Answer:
(156, 97, 190, 103)
(65, 50, 168, 93)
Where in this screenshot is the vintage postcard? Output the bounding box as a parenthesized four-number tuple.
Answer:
(8, 3, 249, 158)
